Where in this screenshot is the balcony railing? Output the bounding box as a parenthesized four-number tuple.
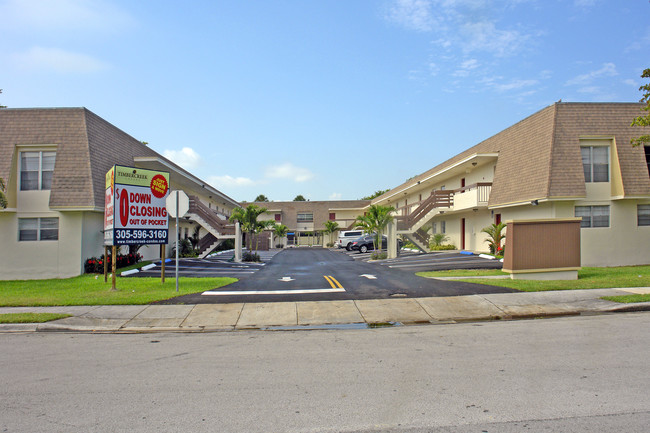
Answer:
(396, 183, 492, 231)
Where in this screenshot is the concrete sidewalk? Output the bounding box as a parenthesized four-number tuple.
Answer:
(1, 287, 649, 333)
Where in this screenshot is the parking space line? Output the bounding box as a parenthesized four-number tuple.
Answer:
(202, 288, 346, 296)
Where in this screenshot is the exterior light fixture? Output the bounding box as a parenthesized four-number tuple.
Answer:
(531, 200, 539, 206)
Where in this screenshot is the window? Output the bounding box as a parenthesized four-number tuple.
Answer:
(297, 212, 313, 223)
(275, 213, 281, 222)
(329, 213, 336, 221)
(20, 151, 56, 190)
(645, 146, 650, 177)
(639, 205, 650, 226)
(581, 146, 609, 182)
(432, 223, 437, 234)
(441, 220, 446, 234)
(575, 205, 609, 228)
(18, 217, 59, 241)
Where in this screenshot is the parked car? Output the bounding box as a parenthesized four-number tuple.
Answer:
(350, 235, 402, 253)
(337, 230, 366, 250)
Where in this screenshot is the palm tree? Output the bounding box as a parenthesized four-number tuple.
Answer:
(481, 222, 507, 255)
(273, 223, 289, 247)
(323, 220, 339, 246)
(229, 204, 267, 251)
(0, 177, 7, 209)
(354, 204, 395, 252)
(254, 194, 269, 202)
(254, 219, 276, 251)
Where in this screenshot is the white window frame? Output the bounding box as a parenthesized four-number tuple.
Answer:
(297, 212, 313, 223)
(638, 204, 650, 227)
(575, 205, 609, 228)
(18, 217, 59, 241)
(581, 146, 609, 183)
(20, 151, 56, 191)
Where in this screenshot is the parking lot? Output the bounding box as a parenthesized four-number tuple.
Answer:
(336, 247, 504, 273)
(157, 248, 513, 304)
(129, 247, 503, 280)
(131, 249, 280, 279)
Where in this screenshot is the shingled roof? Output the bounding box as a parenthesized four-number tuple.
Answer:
(373, 102, 650, 207)
(0, 107, 239, 210)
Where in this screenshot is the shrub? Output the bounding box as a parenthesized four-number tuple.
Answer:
(84, 253, 142, 274)
(370, 252, 387, 260)
(326, 242, 334, 248)
(430, 233, 450, 249)
(275, 243, 285, 249)
(431, 244, 456, 251)
(242, 251, 260, 262)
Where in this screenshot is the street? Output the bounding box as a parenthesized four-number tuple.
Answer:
(1, 313, 649, 432)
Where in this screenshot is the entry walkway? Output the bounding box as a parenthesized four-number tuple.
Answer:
(1, 287, 649, 332)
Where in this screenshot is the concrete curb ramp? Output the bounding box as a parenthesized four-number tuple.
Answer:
(1, 287, 649, 333)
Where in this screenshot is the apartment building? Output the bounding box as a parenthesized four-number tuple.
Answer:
(0, 108, 239, 280)
(249, 200, 370, 246)
(373, 102, 650, 267)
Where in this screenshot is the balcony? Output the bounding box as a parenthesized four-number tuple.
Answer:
(452, 182, 492, 211)
(395, 183, 492, 232)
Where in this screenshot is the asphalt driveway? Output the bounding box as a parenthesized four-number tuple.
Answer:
(161, 248, 515, 304)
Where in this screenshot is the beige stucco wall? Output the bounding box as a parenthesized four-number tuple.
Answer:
(578, 200, 650, 267)
(0, 210, 87, 280)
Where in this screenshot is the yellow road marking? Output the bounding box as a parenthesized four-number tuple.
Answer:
(324, 275, 343, 289)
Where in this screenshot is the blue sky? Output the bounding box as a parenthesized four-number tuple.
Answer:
(1, 0, 648, 202)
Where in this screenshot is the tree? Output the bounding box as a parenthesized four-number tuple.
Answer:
(273, 223, 289, 247)
(0, 177, 7, 209)
(354, 204, 395, 252)
(293, 195, 306, 201)
(0, 89, 6, 109)
(631, 68, 650, 147)
(359, 189, 389, 200)
(323, 220, 339, 246)
(229, 204, 267, 251)
(481, 222, 507, 256)
(254, 194, 269, 202)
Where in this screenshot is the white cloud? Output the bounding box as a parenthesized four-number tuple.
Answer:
(565, 63, 618, 86)
(385, 0, 436, 32)
(573, 0, 599, 8)
(623, 79, 637, 86)
(208, 175, 256, 188)
(459, 21, 526, 57)
(163, 147, 202, 170)
(453, 58, 480, 77)
(0, 0, 134, 32)
(329, 193, 342, 200)
(13, 46, 109, 73)
(492, 79, 538, 92)
(265, 162, 314, 183)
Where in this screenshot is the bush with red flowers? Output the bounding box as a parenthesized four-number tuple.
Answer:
(84, 252, 142, 274)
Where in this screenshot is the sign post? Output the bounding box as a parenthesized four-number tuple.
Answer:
(166, 190, 189, 292)
(104, 165, 170, 290)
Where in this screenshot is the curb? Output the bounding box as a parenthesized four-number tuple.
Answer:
(1, 307, 647, 334)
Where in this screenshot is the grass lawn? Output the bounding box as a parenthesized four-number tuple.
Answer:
(417, 265, 650, 292)
(0, 274, 237, 307)
(601, 294, 650, 303)
(0, 313, 72, 324)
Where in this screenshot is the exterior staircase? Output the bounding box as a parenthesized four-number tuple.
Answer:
(185, 196, 236, 258)
(394, 183, 492, 253)
(403, 228, 430, 253)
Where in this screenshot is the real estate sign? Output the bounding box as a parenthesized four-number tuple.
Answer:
(104, 165, 170, 245)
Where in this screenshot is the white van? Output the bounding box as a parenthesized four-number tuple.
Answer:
(337, 230, 365, 250)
